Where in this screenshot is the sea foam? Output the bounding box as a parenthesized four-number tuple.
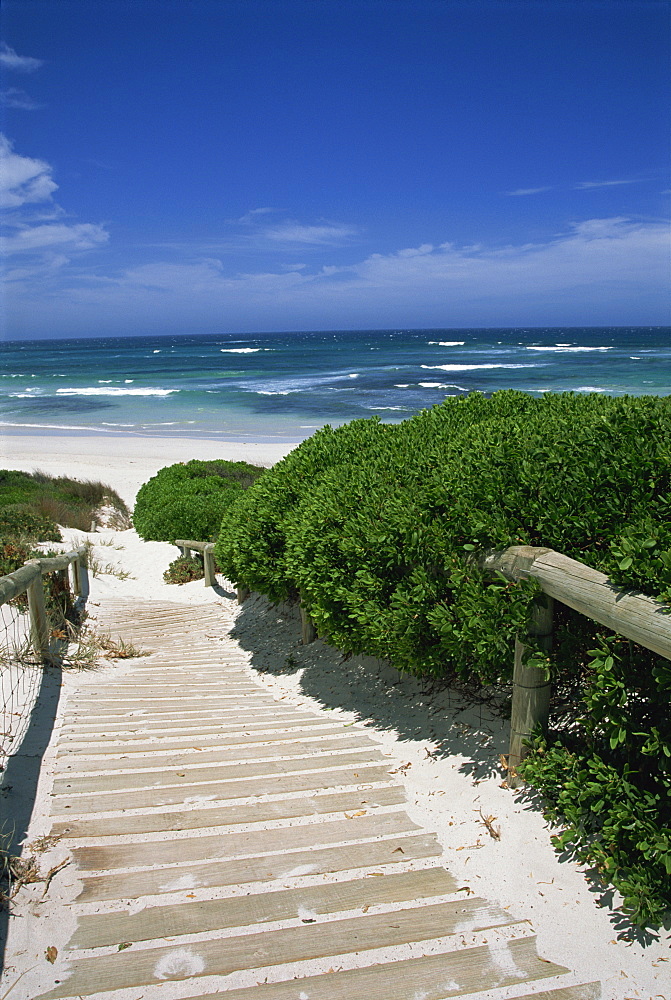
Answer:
(56, 387, 178, 396)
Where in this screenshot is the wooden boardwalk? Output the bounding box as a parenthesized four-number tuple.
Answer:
(33, 597, 600, 1000)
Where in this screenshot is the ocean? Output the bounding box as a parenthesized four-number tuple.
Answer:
(1, 327, 669, 443)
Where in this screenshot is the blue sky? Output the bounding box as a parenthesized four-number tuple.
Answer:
(1, 0, 669, 339)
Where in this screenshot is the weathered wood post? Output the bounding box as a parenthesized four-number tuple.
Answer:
(179, 544, 190, 559)
(508, 595, 553, 788)
(73, 550, 90, 600)
(203, 544, 216, 587)
(300, 605, 316, 645)
(237, 587, 250, 604)
(26, 565, 51, 661)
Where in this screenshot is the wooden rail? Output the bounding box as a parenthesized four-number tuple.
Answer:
(297, 543, 671, 788)
(174, 539, 217, 587)
(477, 545, 671, 786)
(0, 546, 89, 662)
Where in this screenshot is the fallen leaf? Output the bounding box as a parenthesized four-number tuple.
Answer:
(362, 904, 370, 912)
(46, 946, 57, 964)
(392, 847, 405, 853)
(117, 942, 132, 951)
(344, 810, 366, 819)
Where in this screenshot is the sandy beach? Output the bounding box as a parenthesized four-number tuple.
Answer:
(0, 432, 668, 999)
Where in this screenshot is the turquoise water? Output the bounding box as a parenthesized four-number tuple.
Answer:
(1, 327, 669, 442)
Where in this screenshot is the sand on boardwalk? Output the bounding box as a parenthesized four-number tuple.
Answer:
(0, 433, 668, 999)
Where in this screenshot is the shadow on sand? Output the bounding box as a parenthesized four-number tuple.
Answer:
(0, 663, 62, 974)
(231, 594, 512, 784)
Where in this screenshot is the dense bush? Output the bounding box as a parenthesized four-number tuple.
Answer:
(134, 459, 265, 543)
(0, 469, 130, 532)
(216, 390, 671, 926)
(163, 554, 205, 585)
(0, 504, 61, 543)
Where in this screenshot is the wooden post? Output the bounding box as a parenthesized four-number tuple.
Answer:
(27, 570, 50, 662)
(237, 587, 250, 604)
(300, 605, 316, 645)
(508, 596, 553, 788)
(203, 545, 216, 587)
(71, 556, 80, 595)
(90, 519, 97, 533)
(76, 552, 90, 600)
(179, 545, 190, 559)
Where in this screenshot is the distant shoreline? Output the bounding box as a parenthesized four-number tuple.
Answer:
(0, 432, 299, 507)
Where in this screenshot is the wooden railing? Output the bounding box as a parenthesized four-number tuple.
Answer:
(0, 547, 89, 662)
(174, 539, 217, 588)
(481, 545, 671, 785)
(294, 544, 671, 788)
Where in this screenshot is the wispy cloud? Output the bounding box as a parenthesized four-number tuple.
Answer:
(9, 215, 666, 333)
(1, 134, 109, 275)
(574, 178, 640, 190)
(237, 207, 278, 223)
(262, 221, 358, 245)
(0, 41, 43, 73)
(0, 87, 44, 110)
(505, 186, 554, 197)
(1, 223, 108, 255)
(0, 134, 57, 207)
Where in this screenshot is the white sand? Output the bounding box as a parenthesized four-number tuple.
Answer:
(0, 432, 299, 507)
(0, 434, 668, 998)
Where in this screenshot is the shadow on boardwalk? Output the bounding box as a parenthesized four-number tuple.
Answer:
(231, 594, 512, 784)
(0, 664, 62, 975)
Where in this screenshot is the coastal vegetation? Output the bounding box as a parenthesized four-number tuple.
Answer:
(0, 470, 131, 618)
(133, 459, 265, 544)
(0, 469, 131, 537)
(213, 390, 671, 928)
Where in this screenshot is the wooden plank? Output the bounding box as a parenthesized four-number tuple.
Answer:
(57, 717, 340, 743)
(57, 735, 377, 772)
(57, 722, 354, 743)
(76, 833, 443, 901)
(50, 764, 394, 814)
(509, 985, 602, 1000)
(50, 785, 407, 838)
(67, 694, 262, 707)
(37, 907, 548, 998)
(126, 945, 584, 1000)
(60, 704, 281, 725)
(52, 749, 384, 795)
(72, 868, 464, 948)
(72, 811, 421, 870)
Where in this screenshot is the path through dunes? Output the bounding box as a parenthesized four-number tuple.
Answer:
(24, 597, 600, 999)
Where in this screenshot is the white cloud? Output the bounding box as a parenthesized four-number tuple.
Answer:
(0, 134, 57, 207)
(505, 186, 553, 196)
(238, 206, 278, 222)
(12, 215, 665, 335)
(574, 179, 639, 190)
(0, 41, 43, 73)
(0, 87, 44, 110)
(1, 223, 109, 255)
(261, 221, 358, 245)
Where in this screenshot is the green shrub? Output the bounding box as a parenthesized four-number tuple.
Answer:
(134, 459, 265, 544)
(0, 469, 130, 532)
(163, 554, 205, 585)
(0, 504, 61, 543)
(216, 390, 671, 927)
